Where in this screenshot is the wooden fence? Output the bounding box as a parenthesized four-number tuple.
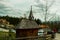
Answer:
(0, 35, 52, 40)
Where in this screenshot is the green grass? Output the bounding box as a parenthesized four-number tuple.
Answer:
(0, 31, 16, 40)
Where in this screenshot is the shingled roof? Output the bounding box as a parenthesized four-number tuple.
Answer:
(16, 18, 39, 29)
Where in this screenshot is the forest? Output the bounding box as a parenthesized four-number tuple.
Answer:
(0, 16, 41, 25)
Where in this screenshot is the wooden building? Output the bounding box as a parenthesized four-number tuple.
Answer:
(16, 6, 40, 40)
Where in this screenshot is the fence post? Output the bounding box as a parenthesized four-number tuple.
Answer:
(9, 27, 12, 40)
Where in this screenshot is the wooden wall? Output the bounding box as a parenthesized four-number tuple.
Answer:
(16, 29, 38, 40)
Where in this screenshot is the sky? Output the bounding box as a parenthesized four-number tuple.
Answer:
(0, 0, 60, 21)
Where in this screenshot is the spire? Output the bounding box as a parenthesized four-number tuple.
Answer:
(29, 6, 34, 20)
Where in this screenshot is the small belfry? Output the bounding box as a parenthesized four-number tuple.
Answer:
(29, 6, 34, 20)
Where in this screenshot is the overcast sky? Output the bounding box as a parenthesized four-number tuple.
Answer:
(0, 0, 60, 21)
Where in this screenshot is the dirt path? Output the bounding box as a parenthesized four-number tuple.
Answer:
(53, 33, 60, 40)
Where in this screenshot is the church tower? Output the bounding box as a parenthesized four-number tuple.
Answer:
(29, 6, 34, 20)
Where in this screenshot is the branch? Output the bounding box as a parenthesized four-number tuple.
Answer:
(48, 10, 58, 21)
(47, 0, 55, 10)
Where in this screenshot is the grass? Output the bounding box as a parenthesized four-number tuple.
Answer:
(0, 31, 16, 40)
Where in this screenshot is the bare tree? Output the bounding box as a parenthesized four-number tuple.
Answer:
(33, 0, 57, 22)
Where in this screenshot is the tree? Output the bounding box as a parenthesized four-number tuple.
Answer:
(0, 16, 20, 25)
(33, 0, 57, 22)
(35, 19, 42, 25)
